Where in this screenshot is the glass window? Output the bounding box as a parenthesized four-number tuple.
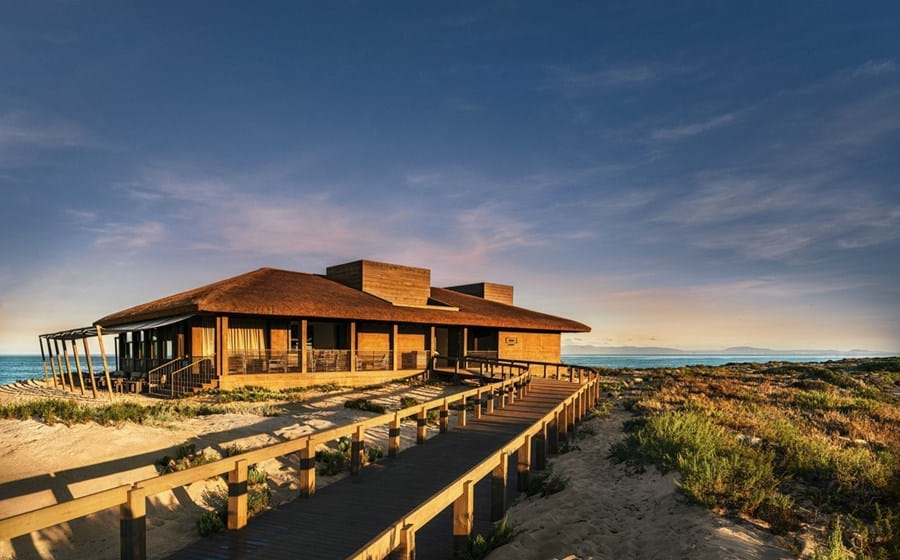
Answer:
(289, 321, 301, 350)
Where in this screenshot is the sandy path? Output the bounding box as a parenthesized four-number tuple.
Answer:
(488, 410, 796, 560)
(0, 381, 462, 560)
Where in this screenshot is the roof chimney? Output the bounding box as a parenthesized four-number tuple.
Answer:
(445, 282, 514, 305)
(326, 259, 431, 307)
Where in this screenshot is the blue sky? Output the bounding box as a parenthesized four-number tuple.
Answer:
(1, 2, 899, 353)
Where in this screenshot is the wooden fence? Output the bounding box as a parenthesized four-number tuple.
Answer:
(0, 359, 595, 560)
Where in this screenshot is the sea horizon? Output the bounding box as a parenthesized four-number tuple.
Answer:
(2, 352, 896, 386)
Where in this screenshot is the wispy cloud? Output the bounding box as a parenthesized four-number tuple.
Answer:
(543, 63, 665, 97)
(0, 112, 90, 149)
(90, 221, 167, 249)
(852, 59, 898, 78)
(651, 112, 738, 141)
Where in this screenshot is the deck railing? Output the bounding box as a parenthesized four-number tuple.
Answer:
(0, 358, 601, 560)
(227, 350, 302, 374)
(307, 348, 352, 372)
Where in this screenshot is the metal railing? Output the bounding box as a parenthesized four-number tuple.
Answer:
(227, 350, 302, 374)
(147, 357, 187, 392)
(167, 355, 216, 398)
(307, 349, 352, 372)
(354, 351, 393, 371)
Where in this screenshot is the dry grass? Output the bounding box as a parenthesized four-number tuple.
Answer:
(609, 358, 899, 558)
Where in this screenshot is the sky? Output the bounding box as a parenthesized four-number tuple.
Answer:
(1, 2, 899, 354)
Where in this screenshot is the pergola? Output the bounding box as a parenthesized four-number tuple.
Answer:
(39, 324, 116, 401)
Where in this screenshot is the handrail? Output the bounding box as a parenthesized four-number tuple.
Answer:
(347, 367, 600, 559)
(0, 360, 535, 544)
(147, 356, 184, 376)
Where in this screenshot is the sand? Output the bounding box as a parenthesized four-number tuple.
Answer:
(488, 409, 796, 560)
(0, 381, 460, 560)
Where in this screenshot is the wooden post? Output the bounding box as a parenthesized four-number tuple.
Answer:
(559, 404, 569, 440)
(82, 338, 99, 399)
(460, 327, 468, 370)
(499, 380, 506, 408)
(392, 323, 399, 371)
(509, 380, 516, 405)
(40, 337, 56, 388)
(389, 412, 401, 457)
(534, 422, 547, 471)
(548, 414, 560, 455)
(71, 339, 87, 396)
(542, 363, 547, 379)
(567, 401, 576, 438)
(452, 480, 474, 553)
(490, 453, 508, 522)
(95, 325, 115, 401)
(300, 319, 308, 373)
(399, 524, 416, 560)
(416, 407, 427, 444)
(62, 340, 77, 393)
(458, 396, 467, 428)
(349, 321, 357, 372)
(517, 434, 532, 491)
(351, 425, 365, 476)
(120, 486, 146, 560)
(439, 399, 449, 434)
(299, 438, 316, 497)
(474, 389, 482, 420)
(486, 387, 495, 414)
(227, 459, 248, 530)
(52, 339, 67, 390)
(215, 316, 229, 376)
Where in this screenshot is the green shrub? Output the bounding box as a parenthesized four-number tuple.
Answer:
(757, 493, 801, 535)
(344, 399, 387, 414)
(399, 396, 419, 409)
(197, 509, 225, 537)
(814, 516, 850, 560)
(248, 464, 267, 485)
(248, 486, 271, 516)
(526, 467, 569, 497)
(0, 398, 230, 426)
(455, 517, 514, 560)
(157, 444, 217, 474)
(315, 437, 382, 475)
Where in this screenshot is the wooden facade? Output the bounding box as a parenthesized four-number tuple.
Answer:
(47, 259, 589, 397)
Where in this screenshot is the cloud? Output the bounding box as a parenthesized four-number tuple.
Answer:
(0, 112, 89, 149)
(544, 63, 661, 97)
(852, 59, 898, 78)
(90, 221, 167, 249)
(651, 112, 738, 141)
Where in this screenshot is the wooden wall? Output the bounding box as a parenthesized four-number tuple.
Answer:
(497, 330, 560, 364)
(357, 323, 391, 352)
(326, 260, 431, 307)
(218, 369, 425, 390)
(446, 282, 514, 305)
(397, 324, 427, 353)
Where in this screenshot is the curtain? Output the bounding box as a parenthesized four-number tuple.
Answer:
(200, 327, 215, 357)
(228, 319, 266, 356)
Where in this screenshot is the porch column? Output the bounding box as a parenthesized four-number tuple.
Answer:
(215, 316, 229, 376)
(429, 325, 436, 373)
(392, 323, 399, 371)
(300, 319, 308, 373)
(349, 321, 357, 372)
(95, 325, 115, 401)
(461, 327, 468, 363)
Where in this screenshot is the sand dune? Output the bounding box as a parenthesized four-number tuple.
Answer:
(489, 410, 795, 560)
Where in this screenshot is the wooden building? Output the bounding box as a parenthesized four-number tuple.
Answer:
(80, 259, 589, 396)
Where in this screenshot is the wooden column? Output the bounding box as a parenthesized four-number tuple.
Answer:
(71, 339, 87, 396)
(567, 401, 576, 438)
(82, 338, 98, 399)
(399, 524, 416, 560)
(499, 380, 506, 409)
(534, 422, 547, 471)
(486, 388, 495, 414)
(349, 321, 357, 372)
(95, 326, 115, 401)
(120, 486, 146, 560)
(452, 480, 474, 553)
(38, 337, 48, 383)
(416, 408, 427, 444)
(474, 389, 482, 420)
(548, 414, 560, 455)
(40, 337, 56, 388)
(299, 438, 316, 497)
(391, 324, 399, 371)
(517, 434, 532, 491)
(215, 316, 229, 376)
(458, 397, 467, 428)
(227, 459, 248, 530)
(559, 404, 569, 440)
(439, 399, 449, 434)
(300, 319, 308, 373)
(61, 340, 76, 393)
(490, 453, 508, 522)
(389, 413, 401, 457)
(351, 426, 365, 476)
(461, 327, 468, 365)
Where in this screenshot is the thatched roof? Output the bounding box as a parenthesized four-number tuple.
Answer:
(96, 267, 590, 333)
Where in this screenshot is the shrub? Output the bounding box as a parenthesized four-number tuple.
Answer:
(344, 399, 387, 414)
(157, 444, 216, 474)
(757, 493, 801, 535)
(248, 464, 267, 485)
(526, 467, 569, 497)
(248, 486, 271, 517)
(197, 509, 225, 537)
(455, 517, 514, 560)
(814, 516, 850, 560)
(315, 437, 382, 475)
(0, 398, 231, 426)
(399, 396, 419, 409)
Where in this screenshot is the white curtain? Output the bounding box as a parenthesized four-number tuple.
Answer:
(200, 327, 215, 357)
(228, 319, 266, 355)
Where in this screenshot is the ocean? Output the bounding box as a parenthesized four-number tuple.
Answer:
(0, 355, 118, 386)
(0, 353, 871, 386)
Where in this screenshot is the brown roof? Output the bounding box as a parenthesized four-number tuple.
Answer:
(96, 267, 590, 333)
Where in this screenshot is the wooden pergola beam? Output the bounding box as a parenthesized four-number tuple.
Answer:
(82, 337, 99, 399)
(95, 325, 115, 401)
(71, 338, 87, 396)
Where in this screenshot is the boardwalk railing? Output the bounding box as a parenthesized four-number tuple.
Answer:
(347, 364, 601, 560)
(0, 360, 544, 560)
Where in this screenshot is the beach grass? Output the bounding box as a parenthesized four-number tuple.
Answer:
(609, 358, 899, 557)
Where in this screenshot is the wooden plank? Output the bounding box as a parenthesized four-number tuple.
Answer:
(121, 486, 147, 560)
(490, 453, 507, 522)
(95, 325, 115, 401)
(82, 337, 99, 399)
(452, 480, 474, 553)
(0, 484, 130, 541)
(71, 338, 88, 397)
(227, 459, 248, 530)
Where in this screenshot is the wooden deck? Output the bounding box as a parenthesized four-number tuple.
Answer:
(166, 378, 579, 560)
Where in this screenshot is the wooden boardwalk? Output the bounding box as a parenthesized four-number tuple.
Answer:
(166, 378, 579, 560)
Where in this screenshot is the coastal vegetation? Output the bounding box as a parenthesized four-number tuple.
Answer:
(609, 358, 899, 558)
(0, 398, 230, 425)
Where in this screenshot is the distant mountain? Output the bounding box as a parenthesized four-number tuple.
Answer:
(563, 344, 895, 356)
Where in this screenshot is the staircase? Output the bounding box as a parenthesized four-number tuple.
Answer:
(148, 355, 217, 398)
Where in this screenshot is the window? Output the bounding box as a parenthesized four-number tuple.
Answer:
(289, 321, 301, 350)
